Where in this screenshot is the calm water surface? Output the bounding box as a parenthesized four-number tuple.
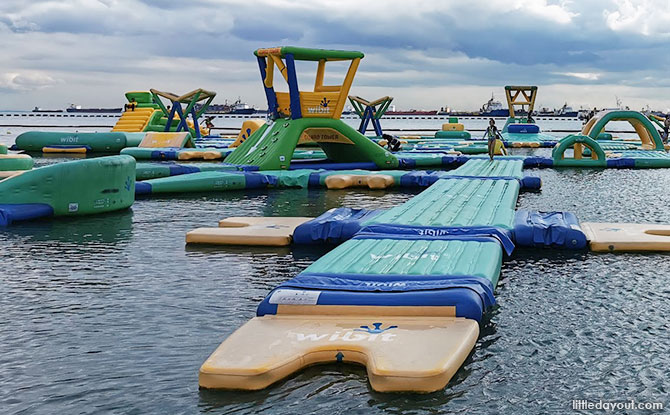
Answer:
(1, 119, 668, 414)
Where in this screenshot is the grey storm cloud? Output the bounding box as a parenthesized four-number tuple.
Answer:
(1, 0, 670, 110)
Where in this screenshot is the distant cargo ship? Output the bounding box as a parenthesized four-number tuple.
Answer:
(477, 94, 509, 117)
(32, 107, 63, 113)
(66, 104, 121, 113)
(205, 98, 257, 114)
(385, 110, 439, 116)
(554, 103, 578, 117)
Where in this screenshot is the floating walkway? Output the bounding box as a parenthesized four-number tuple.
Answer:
(199, 159, 520, 392)
(135, 158, 540, 195)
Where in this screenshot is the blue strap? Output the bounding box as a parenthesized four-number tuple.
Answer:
(357, 224, 515, 255)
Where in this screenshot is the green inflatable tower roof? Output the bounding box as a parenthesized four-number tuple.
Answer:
(255, 46, 364, 61)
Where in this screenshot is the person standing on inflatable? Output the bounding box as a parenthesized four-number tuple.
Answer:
(484, 118, 507, 160)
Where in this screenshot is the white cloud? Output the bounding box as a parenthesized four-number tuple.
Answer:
(0, 72, 60, 91)
(554, 72, 602, 80)
(604, 0, 670, 36)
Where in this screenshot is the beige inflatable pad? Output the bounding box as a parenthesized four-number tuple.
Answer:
(199, 314, 479, 393)
(325, 174, 394, 190)
(186, 217, 312, 246)
(582, 222, 670, 252)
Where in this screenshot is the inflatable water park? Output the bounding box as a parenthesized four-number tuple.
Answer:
(4, 46, 670, 398)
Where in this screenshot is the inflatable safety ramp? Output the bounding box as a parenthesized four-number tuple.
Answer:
(199, 232, 500, 392)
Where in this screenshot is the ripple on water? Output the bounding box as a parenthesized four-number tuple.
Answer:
(1, 166, 670, 414)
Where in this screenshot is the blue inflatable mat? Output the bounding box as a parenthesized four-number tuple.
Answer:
(256, 272, 495, 321)
(293, 208, 384, 244)
(513, 210, 587, 249)
(507, 124, 540, 134)
(0, 203, 54, 226)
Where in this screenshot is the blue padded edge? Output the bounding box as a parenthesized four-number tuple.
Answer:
(245, 172, 276, 188)
(257, 272, 495, 321)
(357, 224, 515, 255)
(134, 182, 152, 195)
(150, 149, 179, 160)
(289, 161, 379, 171)
(606, 158, 636, 168)
(399, 171, 442, 187)
(520, 176, 542, 191)
(168, 165, 201, 176)
(293, 208, 384, 245)
(513, 210, 587, 249)
(523, 157, 553, 168)
(507, 124, 540, 134)
(397, 158, 416, 168)
(0, 203, 54, 226)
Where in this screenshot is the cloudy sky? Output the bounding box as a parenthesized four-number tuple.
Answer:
(1, 0, 669, 111)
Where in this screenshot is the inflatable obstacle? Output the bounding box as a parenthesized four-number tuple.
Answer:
(551, 135, 670, 168)
(230, 119, 265, 148)
(0, 155, 135, 226)
(348, 95, 393, 136)
(13, 131, 145, 153)
(137, 132, 194, 148)
(435, 118, 472, 139)
(13, 90, 212, 153)
(224, 47, 398, 170)
(581, 110, 664, 150)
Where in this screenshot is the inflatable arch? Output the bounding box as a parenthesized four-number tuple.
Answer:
(552, 134, 607, 167)
(582, 110, 664, 150)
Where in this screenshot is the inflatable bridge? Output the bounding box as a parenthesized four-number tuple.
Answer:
(199, 159, 522, 392)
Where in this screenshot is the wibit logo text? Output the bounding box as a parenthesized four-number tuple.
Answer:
(306, 106, 331, 114)
(293, 322, 397, 342)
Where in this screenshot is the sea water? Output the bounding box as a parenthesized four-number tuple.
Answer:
(0, 115, 668, 414)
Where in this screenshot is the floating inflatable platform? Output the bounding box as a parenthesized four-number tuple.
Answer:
(0, 155, 135, 226)
(135, 162, 245, 180)
(13, 131, 145, 153)
(582, 222, 670, 252)
(135, 170, 275, 195)
(201, 165, 518, 391)
(186, 217, 312, 246)
(187, 208, 385, 247)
